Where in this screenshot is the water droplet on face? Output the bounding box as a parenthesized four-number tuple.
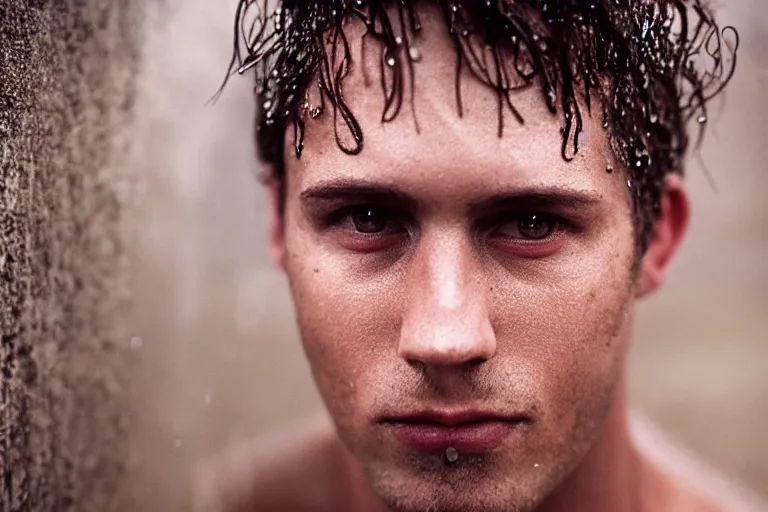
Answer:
(697, 114, 707, 124)
(445, 447, 459, 463)
(386, 56, 396, 67)
(204, 392, 212, 406)
(174, 439, 183, 449)
(130, 336, 143, 350)
(395, 36, 403, 45)
(408, 47, 422, 62)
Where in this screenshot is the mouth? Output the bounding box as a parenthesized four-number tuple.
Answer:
(379, 410, 531, 455)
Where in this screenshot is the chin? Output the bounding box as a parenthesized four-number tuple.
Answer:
(364, 455, 546, 512)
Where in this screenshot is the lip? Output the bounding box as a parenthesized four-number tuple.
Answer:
(380, 410, 529, 454)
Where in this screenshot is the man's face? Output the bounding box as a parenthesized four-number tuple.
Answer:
(278, 11, 638, 512)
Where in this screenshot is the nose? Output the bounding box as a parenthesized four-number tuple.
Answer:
(398, 231, 497, 368)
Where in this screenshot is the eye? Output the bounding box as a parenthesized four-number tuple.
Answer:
(495, 213, 559, 241)
(350, 207, 389, 234)
(330, 205, 408, 253)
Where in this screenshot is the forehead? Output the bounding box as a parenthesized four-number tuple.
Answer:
(284, 5, 626, 205)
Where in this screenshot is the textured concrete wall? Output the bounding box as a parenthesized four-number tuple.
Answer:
(1, 2, 140, 510)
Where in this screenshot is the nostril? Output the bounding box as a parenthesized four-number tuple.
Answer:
(405, 359, 427, 372)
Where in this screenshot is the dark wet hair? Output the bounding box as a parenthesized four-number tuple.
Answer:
(222, 0, 738, 252)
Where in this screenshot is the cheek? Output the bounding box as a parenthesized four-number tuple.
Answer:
(491, 243, 635, 422)
(284, 238, 403, 426)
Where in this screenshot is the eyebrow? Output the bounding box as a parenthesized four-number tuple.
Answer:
(299, 179, 602, 212)
(300, 182, 419, 209)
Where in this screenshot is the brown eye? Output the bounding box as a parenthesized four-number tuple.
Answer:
(516, 214, 556, 240)
(351, 207, 388, 234)
(495, 213, 558, 241)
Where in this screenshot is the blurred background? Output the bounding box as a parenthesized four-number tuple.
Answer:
(127, 1, 767, 508)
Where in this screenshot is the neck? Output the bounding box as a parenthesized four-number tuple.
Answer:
(340, 385, 657, 512)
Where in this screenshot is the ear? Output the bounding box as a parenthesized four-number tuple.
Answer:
(636, 174, 690, 298)
(263, 168, 287, 271)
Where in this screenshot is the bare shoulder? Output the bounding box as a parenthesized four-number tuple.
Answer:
(194, 414, 344, 512)
(631, 412, 768, 512)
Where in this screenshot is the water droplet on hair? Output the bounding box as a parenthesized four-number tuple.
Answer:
(649, 113, 659, 123)
(263, 100, 273, 110)
(395, 36, 403, 45)
(386, 56, 396, 67)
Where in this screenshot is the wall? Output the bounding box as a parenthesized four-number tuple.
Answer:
(1, 2, 140, 510)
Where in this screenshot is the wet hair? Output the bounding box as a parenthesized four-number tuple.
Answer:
(221, 0, 738, 252)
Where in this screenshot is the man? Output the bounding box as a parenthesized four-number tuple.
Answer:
(200, 1, 762, 511)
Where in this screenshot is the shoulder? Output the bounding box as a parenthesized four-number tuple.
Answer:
(194, 414, 345, 512)
(631, 412, 768, 512)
